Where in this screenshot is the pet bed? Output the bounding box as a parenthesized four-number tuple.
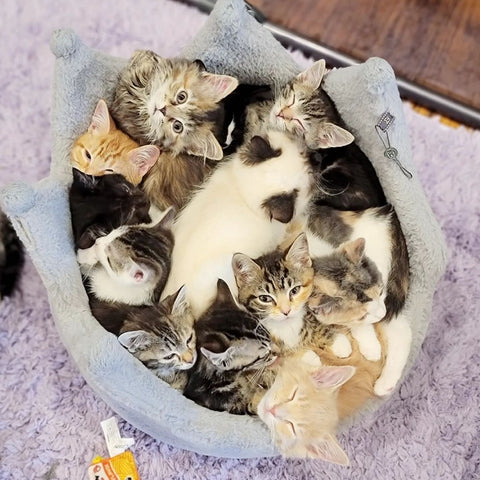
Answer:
(0, 0, 447, 458)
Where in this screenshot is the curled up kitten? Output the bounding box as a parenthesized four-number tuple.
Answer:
(90, 286, 196, 391)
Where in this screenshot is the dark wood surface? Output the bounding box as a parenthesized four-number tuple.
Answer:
(249, 0, 480, 111)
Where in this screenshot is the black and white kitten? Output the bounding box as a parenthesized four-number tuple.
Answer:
(183, 280, 277, 415)
(90, 286, 196, 390)
(77, 208, 175, 305)
(69, 168, 151, 249)
(0, 209, 24, 301)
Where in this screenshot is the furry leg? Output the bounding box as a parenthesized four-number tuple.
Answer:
(350, 324, 381, 361)
(330, 333, 352, 358)
(374, 313, 412, 396)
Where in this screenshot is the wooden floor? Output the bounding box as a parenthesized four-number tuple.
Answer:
(249, 0, 480, 111)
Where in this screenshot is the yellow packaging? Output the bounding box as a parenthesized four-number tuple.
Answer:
(88, 450, 140, 480)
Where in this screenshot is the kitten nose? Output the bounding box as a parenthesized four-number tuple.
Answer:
(278, 107, 293, 120)
(156, 105, 166, 115)
(281, 307, 291, 316)
(182, 351, 194, 364)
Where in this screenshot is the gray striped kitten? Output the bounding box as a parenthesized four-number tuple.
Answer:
(77, 208, 175, 306)
(183, 280, 277, 415)
(110, 50, 238, 210)
(90, 286, 196, 390)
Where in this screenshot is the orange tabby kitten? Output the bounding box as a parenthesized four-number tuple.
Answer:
(257, 350, 355, 464)
(71, 99, 160, 185)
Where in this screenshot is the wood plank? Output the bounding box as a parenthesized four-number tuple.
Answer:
(249, 0, 480, 110)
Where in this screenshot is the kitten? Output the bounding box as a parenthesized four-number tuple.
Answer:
(161, 130, 314, 317)
(233, 232, 314, 349)
(69, 168, 151, 249)
(233, 233, 350, 359)
(270, 60, 386, 210)
(183, 280, 277, 414)
(77, 208, 175, 305)
(0, 209, 24, 301)
(307, 204, 411, 395)
(90, 286, 196, 390)
(111, 51, 238, 210)
(71, 99, 160, 186)
(257, 349, 355, 464)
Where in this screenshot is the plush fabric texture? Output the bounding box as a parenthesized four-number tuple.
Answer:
(0, 0, 458, 469)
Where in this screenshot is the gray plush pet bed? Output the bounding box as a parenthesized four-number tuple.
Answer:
(0, 0, 447, 458)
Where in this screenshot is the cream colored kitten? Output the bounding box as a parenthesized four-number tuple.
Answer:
(257, 350, 355, 464)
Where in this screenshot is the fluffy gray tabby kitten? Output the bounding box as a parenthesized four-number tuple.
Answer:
(90, 286, 196, 391)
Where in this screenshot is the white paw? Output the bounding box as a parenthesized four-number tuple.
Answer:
(363, 313, 383, 324)
(331, 334, 352, 358)
(76, 247, 97, 266)
(359, 338, 382, 362)
(374, 374, 398, 396)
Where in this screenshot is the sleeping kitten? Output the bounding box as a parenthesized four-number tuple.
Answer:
(257, 349, 355, 464)
(69, 168, 151, 249)
(183, 280, 277, 414)
(111, 51, 238, 210)
(162, 130, 314, 317)
(0, 209, 24, 301)
(270, 60, 386, 210)
(71, 99, 159, 185)
(77, 208, 175, 305)
(307, 204, 411, 395)
(90, 286, 196, 390)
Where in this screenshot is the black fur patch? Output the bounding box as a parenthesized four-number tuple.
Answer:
(0, 212, 24, 298)
(262, 190, 298, 224)
(308, 205, 353, 245)
(243, 136, 281, 166)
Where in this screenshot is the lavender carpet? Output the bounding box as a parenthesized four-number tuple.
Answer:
(0, 0, 478, 478)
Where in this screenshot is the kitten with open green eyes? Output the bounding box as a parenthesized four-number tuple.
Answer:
(90, 286, 196, 391)
(111, 50, 238, 210)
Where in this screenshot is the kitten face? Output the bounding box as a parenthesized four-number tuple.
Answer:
(112, 51, 238, 160)
(71, 100, 159, 185)
(234, 233, 314, 327)
(270, 60, 354, 150)
(257, 350, 354, 464)
(309, 238, 386, 325)
(118, 286, 197, 373)
(196, 280, 276, 372)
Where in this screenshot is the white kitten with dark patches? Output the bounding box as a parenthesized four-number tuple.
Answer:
(162, 130, 314, 317)
(77, 208, 175, 305)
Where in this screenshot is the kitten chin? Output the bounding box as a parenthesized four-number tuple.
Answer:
(261, 307, 305, 349)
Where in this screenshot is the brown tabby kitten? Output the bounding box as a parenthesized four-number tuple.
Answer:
(111, 51, 238, 210)
(183, 280, 277, 414)
(90, 286, 196, 391)
(71, 99, 159, 186)
(257, 349, 355, 464)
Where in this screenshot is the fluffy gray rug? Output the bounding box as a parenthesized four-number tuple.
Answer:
(0, 0, 478, 478)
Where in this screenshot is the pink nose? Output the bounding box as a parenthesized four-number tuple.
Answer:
(282, 308, 291, 316)
(266, 404, 278, 417)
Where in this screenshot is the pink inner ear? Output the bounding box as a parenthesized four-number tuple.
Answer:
(129, 146, 160, 177)
(133, 270, 144, 282)
(311, 366, 355, 389)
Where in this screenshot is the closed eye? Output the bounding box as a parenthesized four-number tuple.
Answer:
(104, 168, 114, 173)
(288, 387, 298, 402)
(163, 353, 176, 360)
(286, 420, 296, 436)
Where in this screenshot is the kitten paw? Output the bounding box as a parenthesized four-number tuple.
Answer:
(359, 339, 382, 362)
(374, 376, 397, 396)
(76, 247, 97, 266)
(331, 334, 352, 358)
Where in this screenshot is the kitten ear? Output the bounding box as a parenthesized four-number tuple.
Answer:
(311, 365, 356, 390)
(215, 279, 237, 306)
(285, 232, 312, 269)
(200, 346, 230, 367)
(118, 330, 153, 353)
(201, 72, 239, 102)
(194, 59, 207, 71)
(186, 131, 224, 161)
(340, 237, 366, 265)
(310, 122, 355, 149)
(88, 99, 115, 136)
(128, 145, 160, 178)
(232, 253, 263, 288)
(170, 285, 191, 317)
(151, 206, 176, 231)
(307, 433, 350, 465)
(296, 59, 326, 90)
